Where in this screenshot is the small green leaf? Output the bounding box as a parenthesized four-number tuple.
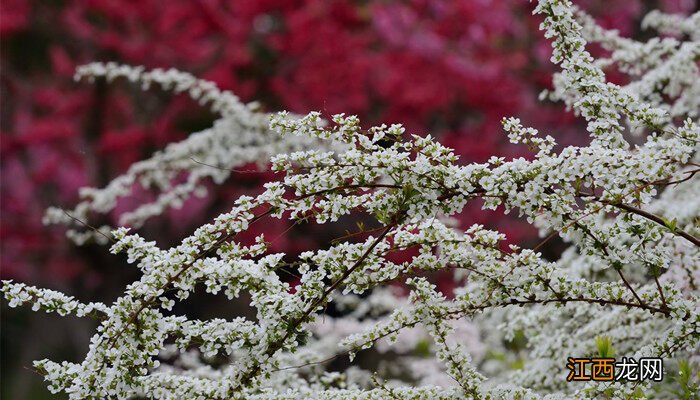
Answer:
(509, 358, 525, 370)
(595, 336, 615, 358)
(415, 339, 431, 358)
(663, 218, 678, 233)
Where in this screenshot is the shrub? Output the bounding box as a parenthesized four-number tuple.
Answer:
(2, 1, 699, 398)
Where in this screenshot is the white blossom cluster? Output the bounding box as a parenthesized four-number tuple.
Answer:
(43, 62, 339, 244)
(573, 18, 699, 143)
(3, 1, 699, 399)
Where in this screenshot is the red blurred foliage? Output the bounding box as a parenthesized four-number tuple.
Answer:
(1, 0, 693, 284)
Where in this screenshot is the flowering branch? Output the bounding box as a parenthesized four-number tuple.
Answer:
(3, 1, 699, 399)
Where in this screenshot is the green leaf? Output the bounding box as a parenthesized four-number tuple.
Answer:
(415, 339, 431, 358)
(663, 218, 678, 233)
(595, 336, 615, 358)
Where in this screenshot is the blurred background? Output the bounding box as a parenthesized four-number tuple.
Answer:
(1, 0, 696, 398)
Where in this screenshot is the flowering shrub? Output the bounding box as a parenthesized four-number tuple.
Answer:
(6, 0, 693, 284)
(2, 1, 700, 399)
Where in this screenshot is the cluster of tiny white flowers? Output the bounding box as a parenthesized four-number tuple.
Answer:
(641, 10, 700, 40)
(43, 62, 339, 244)
(3, 1, 699, 399)
(571, 7, 700, 133)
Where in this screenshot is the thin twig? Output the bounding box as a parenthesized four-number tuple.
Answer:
(606, 200, 700, 247)
(615, 269, 645, 307)
(235, 217, 401, 389)
(62, 210, 114, 244)
(106, 208, 273, 348)
(653, 275, 668, 311)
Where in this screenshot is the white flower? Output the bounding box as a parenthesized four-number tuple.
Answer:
(4, 2, 700, 399)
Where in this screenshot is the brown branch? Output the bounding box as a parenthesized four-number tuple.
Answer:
(189, 157, 270, 174)
(297, 184, 402, 199)
(106, 208, 274, 348)
(649, 167, 700, 186)
(615, 269, 645, 308)
(62, 210, 115, 244)
(602, 199, 700, 247)
(235, 218, 400, 390)
(653, 276, 668, 311)
(469, 296, 671, 316)
(269, 292, 673, 375)
(569, 216, 646, 307)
